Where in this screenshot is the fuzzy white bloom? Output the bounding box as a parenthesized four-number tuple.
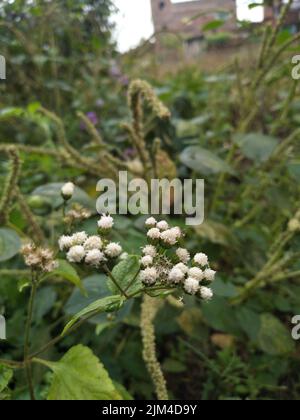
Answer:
(140, 267, 158, 285)
(58, 235, 73, 251)
(145, 217, 157, 228)
(141, 255, 153, 267)
(105, 242, 122, 258)
(168, 267, 185, 284)
(61, 182, 75, 199)
(176, 248, 190, 263)
(184, 277, 200, 295)
(142, 245, 157, 258)
(84, 236, 103, 251)
(204, 268, 216, 282)
(147, 228, 161, 240)
(98, 214, 114, 230)
(120, 252, 129, 260)
(67, 245, 86, 263)
(156, 220, 169, 231)
(200, 286, 213, 301)
(188, 267, 204, 281)
(174, 263, 189, 274)
(194, 253, 208, 267)
(44, 260, 59, 273)
(160, 229, 178, 246)
(71, 231, 88, 246)
(170, 227, 182, 238)
(85, 249, 105, 267)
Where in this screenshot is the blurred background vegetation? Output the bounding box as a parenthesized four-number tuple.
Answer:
(1, 0, 300, 400)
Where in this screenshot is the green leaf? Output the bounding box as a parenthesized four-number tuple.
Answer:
(235, 307, 261, 341)
(0, 107, 24, 120)
(257, 314, 295, 356)
(202, 20, 225, 32)
(31, 183, 94, 210)
(108, 255, 141, 295)
(62, 295, 125, 335)
(233, 133, 279, 163)
(46, 259, 84, 293)
(212, 278, 238, 298)
(0, 228, 21, 262)
(180, 146, 234, 175)
(65, 274, 133, 326)
(44, 345, 122, 400)
(0, 365, 13, 393)
(175, 115, 210, 137)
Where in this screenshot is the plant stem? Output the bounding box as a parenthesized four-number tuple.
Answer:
(103, 264, 129, 298)
(23, 274, 38, 400)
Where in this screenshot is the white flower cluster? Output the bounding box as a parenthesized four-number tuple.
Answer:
(140, 218, 216, 301)
(59, 215, 122, 268)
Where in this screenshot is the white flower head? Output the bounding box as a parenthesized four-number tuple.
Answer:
(140, 267, 158, 285)
(145, 217, 157, 228)
(184, 277, 200, 295)
(105, 242, 122, 258)
(44, 260, 59, 273)
(160, 229, 178, 246)
(147, 227, 161, 241)
(58, 235, 73, 251)
(85, 249, 106, 267)
(61, 182, 75, 200)
(84, 236, 103, 251)
(157, 220, 169, 231)
(171, 227, 182, 238)
(120, 252, 129, 260)
(200, 286, 213, 301)
(141, 255, 153, 267)
(71, 231, 88, 246)
(98, 214, 114, 230)
(188, 267, 204, 281)
(168, 267, 185, 284)
(176, 248, 190, 263)
(174, 263, 189, 274)
(194, 253, 208, 267)
(204, 268, 216, 282)
(67, 245, 86, 263)
(142, 245, 157, 258)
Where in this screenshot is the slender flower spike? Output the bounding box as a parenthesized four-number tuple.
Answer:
(194, 253, 208, 267)
(61, 182, 75, 201)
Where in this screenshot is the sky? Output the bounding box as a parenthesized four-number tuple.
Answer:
(111, 0, 264, 53)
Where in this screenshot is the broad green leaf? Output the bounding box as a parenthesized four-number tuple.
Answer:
(202, 20, 225, 32)
(0, 228, 21, 262)
(175, 115, 210, 137)
(257, 314, 295, 356)
(31, 183, 94, 210)
(0, 107, 24, 119)
(180, 146, 234, 175)
(0, 365, 13, 393)
(44, 345, 122, 400)
(46, 259, 84, 293)
(108, 255, 141, 295)
(235, 307, 261, 341)
(233, 133, 279, 163)
(65, 275, 133, 326)
(62, 295, 125, 335)
(212, 278, 238, 298)
(201, 297, 241, 335)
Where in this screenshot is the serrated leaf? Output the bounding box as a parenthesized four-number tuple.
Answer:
(43, 345, 122, 400)
(180, 146, 234, 175)
(257, 314, 295, 355)
(46, 259, 84, 293)
(62, 295, 125, 335)
(0, 228, 21, 262)
(108, 255, 141, 295)
(0, 365, 13, 393)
